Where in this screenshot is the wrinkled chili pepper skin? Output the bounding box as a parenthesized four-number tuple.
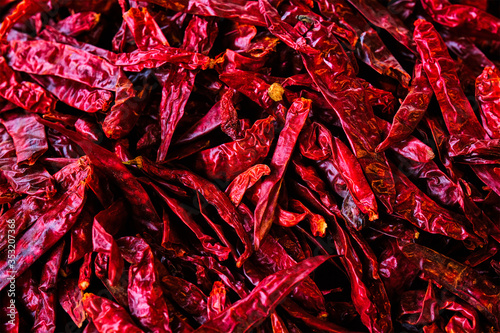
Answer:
(38, 119, 163, 235)
(252, 98, 311, 250)
(196, 116, 275, 182)
(391, 163, 482, 247)
(0, 157, 92, 291)
(401, 242, 500, 329)
(128, 156, 253, 267)
(194, 255, 332, 333)
(421, 0, 500, 40)
(476, 67, 500, 139)
(115, 237, 172, 333)
(0, 56, 55, 113)
(82, 293, 144, 333)
(414, 19, 500, 197)
(2, 0, 500, 331)
(377, 64, 433, 152)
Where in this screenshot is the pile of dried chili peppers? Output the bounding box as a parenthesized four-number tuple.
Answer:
(0, 0, 500, 332)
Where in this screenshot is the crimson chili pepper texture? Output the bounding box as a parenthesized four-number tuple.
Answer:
(0, 0, 500, 332)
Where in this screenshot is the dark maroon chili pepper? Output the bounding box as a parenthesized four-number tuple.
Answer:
(2, 1, 500, 331)
(126, 156, 253, 267)
(194, 255, 332, 333)
(146, 180, 232, 261)
(400, 242, 500, 330)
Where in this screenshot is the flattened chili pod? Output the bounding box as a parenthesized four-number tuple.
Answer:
(400, 242, 500, 329)
(82, 293, 144, 333)
(377, 64, 433, 152)
(0, 157, 92, 291)
(476, 67, 500, 139)
(127, 156, 252, 267)
(38, 119, 163, 235)
(252, 98, 311, 250)
(194, 255, 331, 333)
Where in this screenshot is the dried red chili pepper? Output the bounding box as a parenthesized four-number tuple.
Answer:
(116, 236, 172, 333)
(126, 156, 253, 267)
(58, 278, 87, 328)
(2, 1, 500, 331)
(51, 11, 101, 37)
(196, 116, 275, 182)
(252, 98, 311, 249)
(476, 67, 500, 139)
(400, 242, 500, 329)
(194, 255, 331, 333)
(225, 164, 271, 206)
(0, 56, 55, 113)
(30, 74, 113, 113)
(38, 119, 163, 235)
(377, 64, 433, 152)
(414, 19, 500, 197)
(0, 157, 92, 291)
(421, 0, 500, 40)
(82, 293, 144, 333)
(300, 123, 378, 221)
(260, 7, 397, 211)
(207, 281, 227, 320)
(317, 0, 411, 87)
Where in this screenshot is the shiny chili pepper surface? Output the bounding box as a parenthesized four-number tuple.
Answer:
(0, 1, 499, 332)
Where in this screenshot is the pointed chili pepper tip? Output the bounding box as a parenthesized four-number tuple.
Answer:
(375, 141, 388, 153)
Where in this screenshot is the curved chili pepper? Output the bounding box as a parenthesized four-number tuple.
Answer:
(476, 67, 500, 139)
(252, 98, 311, 250)
(82, 293, 144, 333)
(196, 116, 275, 182)
(400, 242, 500, 330)
(225, 164, 271, 206)
(421, 0, 500, 40)
(194, 255, 331, 333)
(377, 64, 433, 152)
(126, 156, 253, 267)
